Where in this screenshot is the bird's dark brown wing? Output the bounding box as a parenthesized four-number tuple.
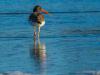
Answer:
(29, 13, 36, 22)
(29, 13, 44, 24)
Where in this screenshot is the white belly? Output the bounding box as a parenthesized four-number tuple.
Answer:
(39, 21, 45, 27)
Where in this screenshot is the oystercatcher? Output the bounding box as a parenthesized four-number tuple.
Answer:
(29, 5, 48, 38)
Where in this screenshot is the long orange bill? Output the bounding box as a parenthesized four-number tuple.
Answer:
(41, 9, 49, 14)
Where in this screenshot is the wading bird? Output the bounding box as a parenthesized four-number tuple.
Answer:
(29, 5, 48, 39)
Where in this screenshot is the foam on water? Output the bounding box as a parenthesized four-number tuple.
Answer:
(0, 71, 32, 75)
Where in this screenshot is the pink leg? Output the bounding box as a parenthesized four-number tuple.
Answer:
(34, 31, 36, 40)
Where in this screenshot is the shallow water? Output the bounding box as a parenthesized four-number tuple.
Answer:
(0, 0, 100, 75)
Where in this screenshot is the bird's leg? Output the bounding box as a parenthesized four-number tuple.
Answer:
(34, 34, 37, 55)
(34, 26, 36, 40)
(38, 26, 40, 39)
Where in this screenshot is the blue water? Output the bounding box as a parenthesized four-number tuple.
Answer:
(0, 0, 100, 75)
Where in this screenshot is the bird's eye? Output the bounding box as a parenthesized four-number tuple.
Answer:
(37, 7, 41, 11)
(39, 7, 42, 10)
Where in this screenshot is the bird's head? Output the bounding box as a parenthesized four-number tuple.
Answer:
(33, 5, 48, 14)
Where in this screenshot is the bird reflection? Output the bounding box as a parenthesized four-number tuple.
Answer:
(31, 36, 47, 75)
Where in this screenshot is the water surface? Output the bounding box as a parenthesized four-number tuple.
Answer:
(0, 0, 100, 75)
